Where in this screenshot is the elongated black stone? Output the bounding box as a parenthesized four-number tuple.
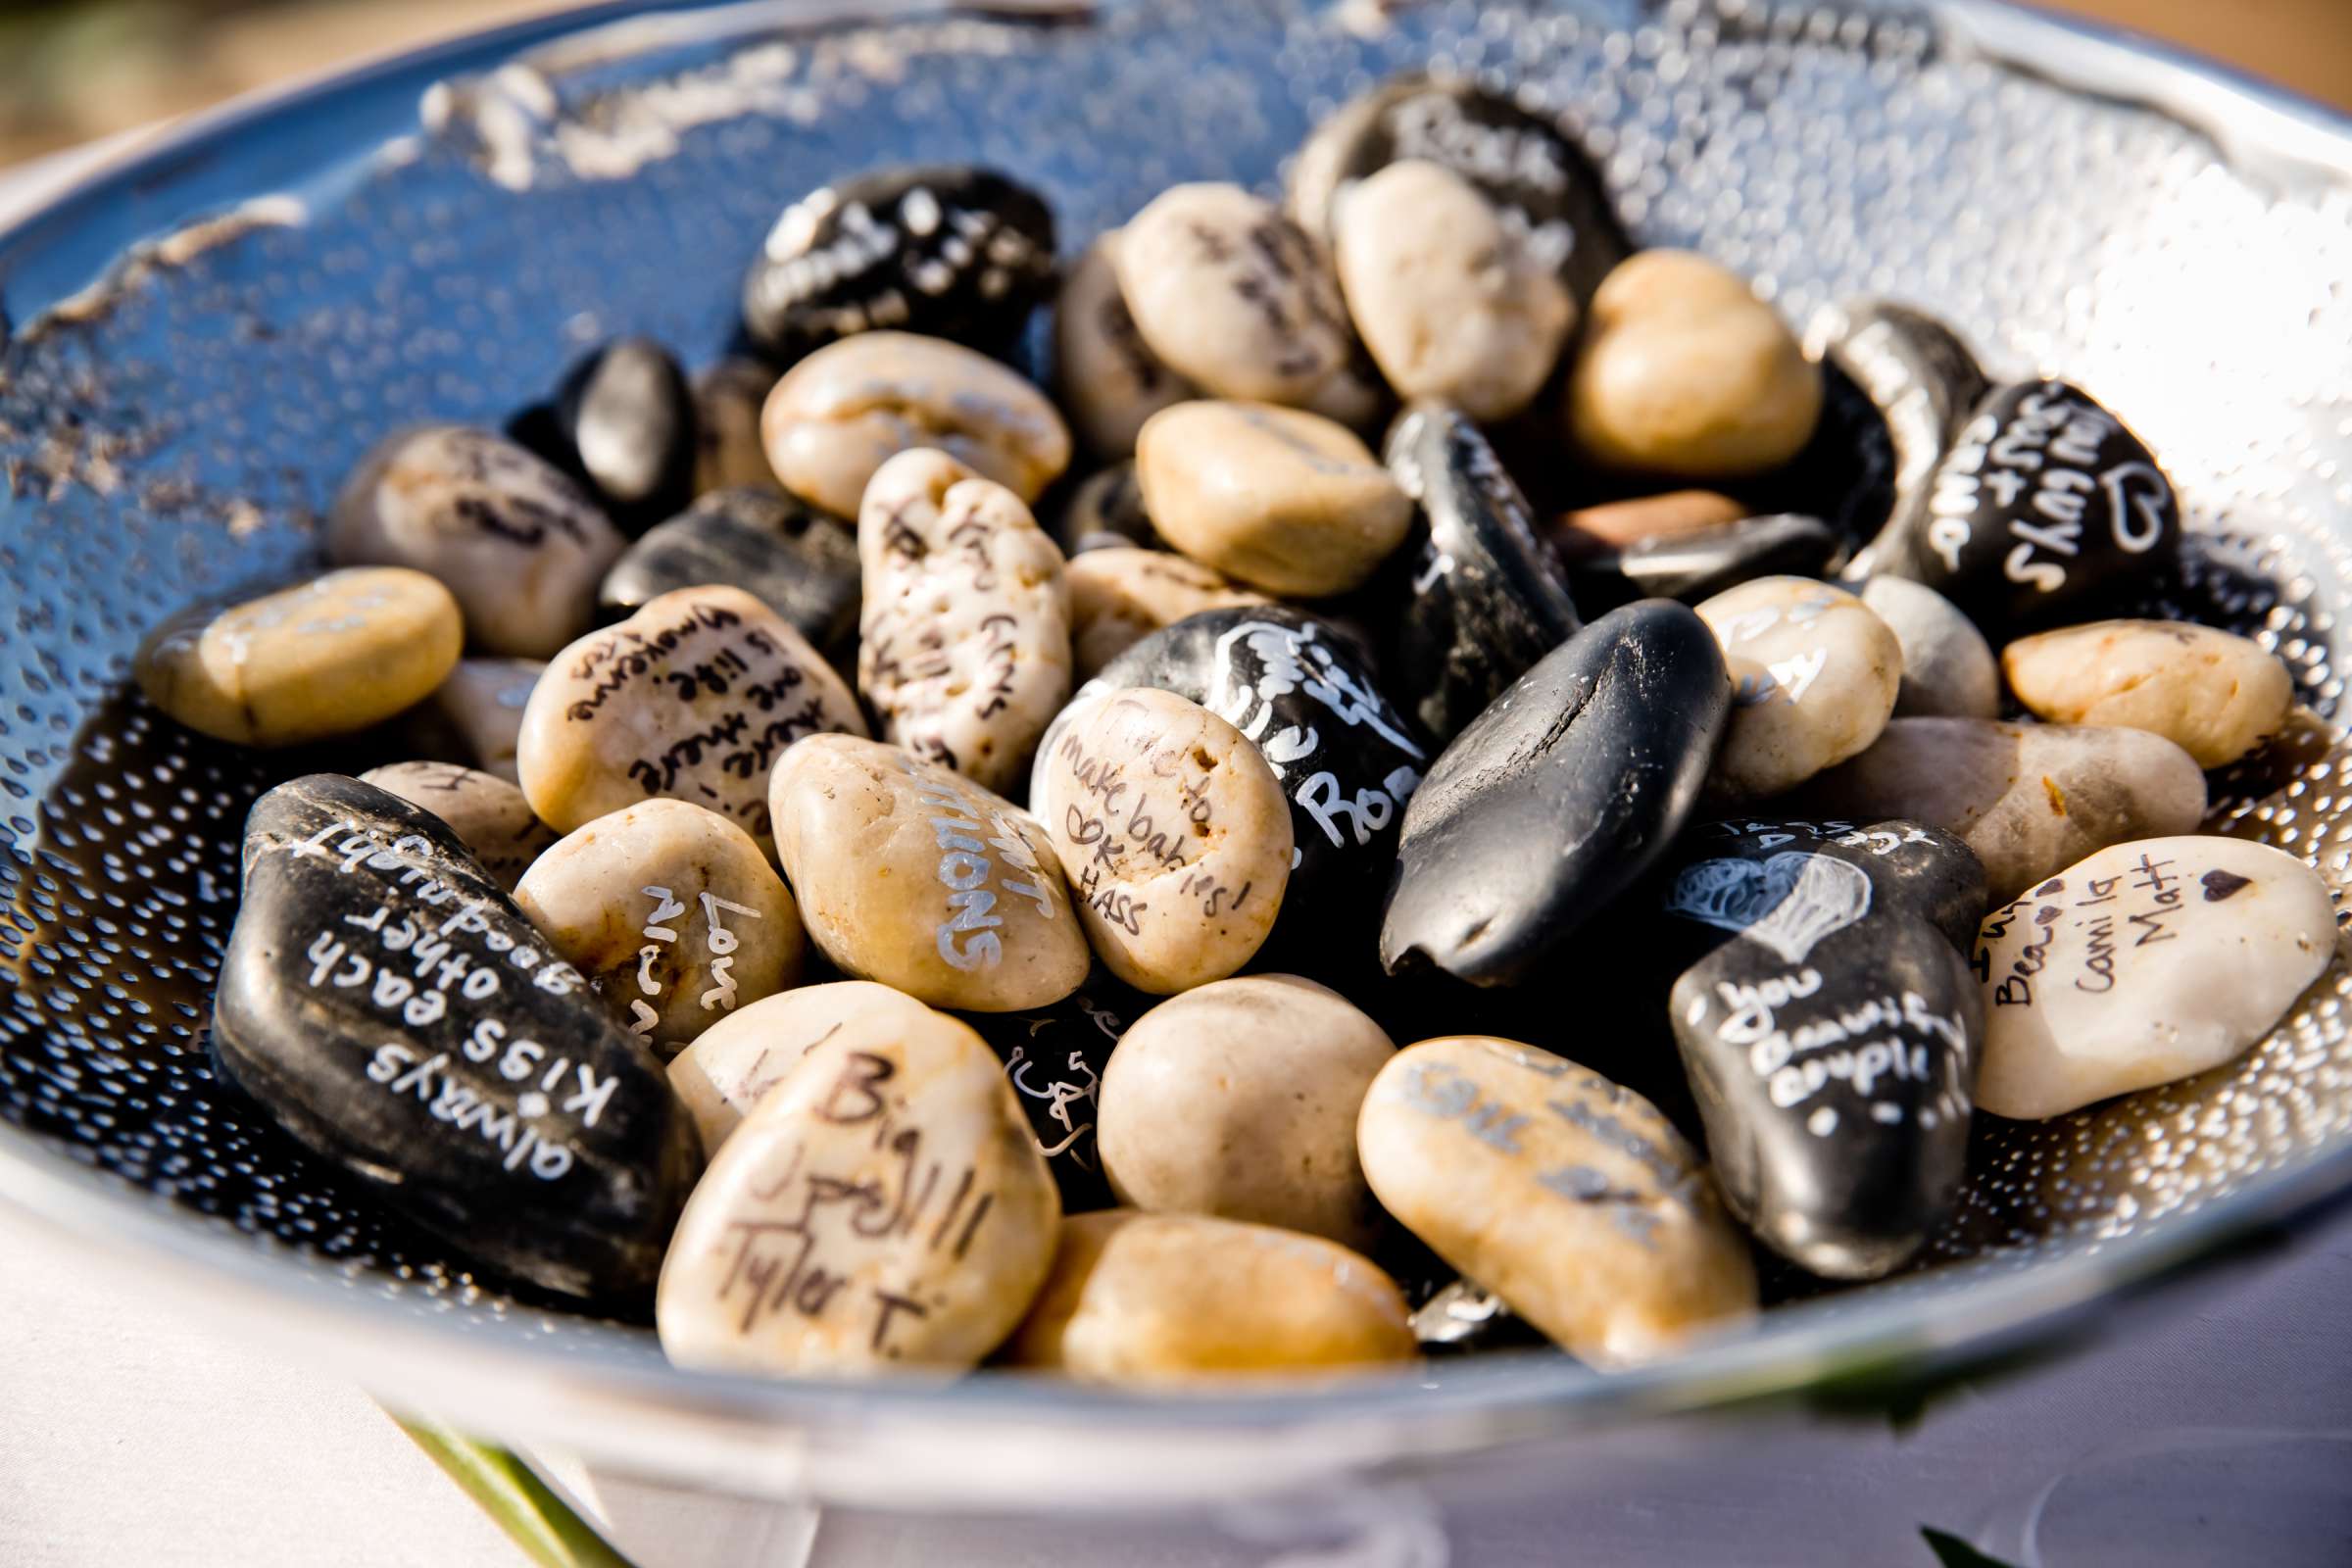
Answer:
(1566, 513, 1836, 610)
(597, 487, 860, 658)
(1818, 300, 1990, 571)
(556, 337, 697, 532)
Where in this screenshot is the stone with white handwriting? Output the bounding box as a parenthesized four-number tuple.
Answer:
(1660, 816, 1986, 957)
(2001, 619, 2293, 768)
(666, 980, 941, 1156)
(514, 799, 805, 1057)
(1695, 576, 1902, 802)
(515, 584, 865, 853)
(1972, 836, 2334, 1119)
(1811, 300, 1991, 564)
(212, 774, 700, 1299)
(1054, 231, 1198, 460)
(961, 972, 1148, 1213)
(358, 761, 556, 894)
(1064, 547, 1268, 681)
(1356, 1036, 1757, 1367)
(1858, 575, 2001, 721)
(658, 1007, 1061, 1374)
(769, 734, 1090, 1012)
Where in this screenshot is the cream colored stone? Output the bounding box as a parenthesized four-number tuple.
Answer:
(135, 567, 461, 749)
(1098, 976, 1394, 1249)
(1697, 576, 1902, 801)
(1974, 836, 2335, 1119)
(1034, 687, 1294, 994)
(666, 980, 940, 1153)
(1135, 401, 1412, 597)
(1859, 576, 2000, 721)
(1114, 183, 1355, 407)
(760, 331, 1071, 517)
(857, 450, 1071, 794)
(1064, 548, 1270, 679)
(326, 426, 625, 658)
(693, 356, 782, 496)
(1333, 160, 1572, 421)
(1004, 1210, 1415, 1384)
(427, 657, 544, 782)
(357, 761, 555, 893)
(514, 584, 865, 852)
(1566, 251, 1823, 479)
(2001, 619, 2293, 768)
(1054, 231, 1196, 459)
(657, 1010, 1059, 1375)
(769, 734, 1090, 1012)
(514, 799, 805, 1056)
(1357, 1036, 1758, 1369)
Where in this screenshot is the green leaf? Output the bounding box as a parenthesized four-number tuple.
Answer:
(1920, 1526, 2021, 1568)
(390, 1413, 638, 1568)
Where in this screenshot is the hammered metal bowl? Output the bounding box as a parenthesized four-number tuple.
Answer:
(3, 0, 2351, 1510)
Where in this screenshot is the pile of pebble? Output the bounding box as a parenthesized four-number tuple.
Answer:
(139, 74, 2338, 1385)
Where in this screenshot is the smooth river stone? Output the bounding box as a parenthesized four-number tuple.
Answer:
(1567, 514, 1838, 612)
(426, 658, 545, 782)
(1801, 717, 2209, 904)
(598, 488, 861, 661)
(326, 425, 625, 659)
(1053, 462, 1160, 556)
(666, 980, 940, 1155)
(1004, 1210, 1416, 1385)
(1034, 686, 1295, 995)
(212, 774, 700, 1298)
(1136, 400, 1414, 598)
(547, 336, 698, 532)
(134, 566, 462, 748)
(1064, 548, 1267, 681)
(961, 972, 1146, 1214)
(857, 449, 1071, 793)
(769, 734, 1090, 1011)
(656, 1006, 1060, 1374)
(1379, 600, 1731, 987)
(1382, 403, 1583, 744)
(1972, 835, 2336, 1120)
(2001, 619, 2294, 768)
(1858, 575, 2001, 721)
(1670, 887, 1982, 1279)
(515, 585, 862, 849)
(1696, 576, 1902, 802)
(690, 356, 781, 496)
(1054, 231, 1197, 460)
(760, 331, 1072, 518)
(357, 761, 556, 893)
(1664, 815, 1987, 956)
(1357, 1037, 1757, 1367)
(1097, 975, 1395, 1250)
(1550, 488, 1747, 556)
(513, 799, 805, 1056)
(1812, 300, 1991, 563)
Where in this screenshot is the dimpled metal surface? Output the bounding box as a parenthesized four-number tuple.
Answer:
(2, 0, 2351, 1487)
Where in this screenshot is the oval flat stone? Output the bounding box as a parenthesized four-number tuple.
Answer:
(1097, 975, 1394, 1250)
(425, 657, 544, 782)
(1034, 686, 1294, 994)
(1356, 1036, 1757, 1367)
(1053, 462, 1160, 556)
(1135, 400, 1413, 598)
(691, 356, 781, 496)
(760, 331, 1072, 518)
(741, 166, 1056, 359)
(1973, 836, 2335, 1119)
(514, 799, 805, 1056)
(1812, 300, 1990, 565)
(769, 734, 1090, 1011)
(1381, 403, 1583, 742)
(1054, 231, 1196, 460)
(666, 980, 944, 1154)
(547, 336, 697, 532)
(1114, 183, 1354, 407)
(515, 584, 865, 851)
(2001, 619, 2293, 768)
(1064, 547, 1267, 680)
(1334, 162, 1572, 421)
(1859, 575, 2001, 720)
(657, 1006, 1060, 1374)
(1380, 600, 1731, 986)
(1567, 514, 1838, 612)
(358, 761, 556, 893)
(598, 488, 861, 661)
(327, 425, 625, 659)
(134, 566, 462, 748)
(212, 774, 701, 1299)
(1664, 815, 1988, 956)
(857, 449, 1071, 794)
(960, 973, 1146, 1214)
(1004, 1209, 1415, 1384)
(1696, 576, 1902, 802)
(1802, 717, 2210, 904)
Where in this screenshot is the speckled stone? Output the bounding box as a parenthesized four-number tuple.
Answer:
(357, 760, 556, 893)
(2001, 619, 2294, 768)
(598, 487, 861, 661)
(1696, 576, 1901, 802)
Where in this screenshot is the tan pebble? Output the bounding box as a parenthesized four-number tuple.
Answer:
(2001, 619, 2293, 768)
(1004, 1210, 1416, 1384)
(134, 566, 461, 748)
(1696, 576, 1902, 801)
(1357, 1036, 1758, 1368)
(326, 426, 624, 658)
(1135, 400, 1412, 597)
(769, 734, 1090, 1011)
(666, 980, 942, 1154)
(358, 760, 555, 893)
(515, 584, 865, 852)
(1098, 976, 1394, 1250)
(760, 331, 1071, 517)
(1054, 231, 1196, 459)
(659, 1011, 1059, 1375)
(1064, 548, 1270, 679)
(1054, 462, 1157, 555)
(1550, 488, 1748, 559)
(693, 356, 782, 496)
(426, 657, 544, 781)
(514, 799, 805, 1056)
(1566, 251, 1823, 479)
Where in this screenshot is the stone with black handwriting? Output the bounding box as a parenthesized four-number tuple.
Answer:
(211, 774, 700, 1299)
(666, 980, 941, 1155)
(1695, 576, 1902, 802)
(1054, 231, 1197, 460)
(598, 488, 861, 662)
(357, 761, 556, 893)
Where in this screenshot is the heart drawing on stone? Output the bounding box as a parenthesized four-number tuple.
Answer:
(1666, 852, 1874, 963)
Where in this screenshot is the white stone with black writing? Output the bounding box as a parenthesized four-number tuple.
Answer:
(1053, 231, 1198, 459)
(358, 761, 556, 894)
(667, 980, 954, 1156)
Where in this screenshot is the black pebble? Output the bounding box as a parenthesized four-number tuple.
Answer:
(1736, 357, 1897, 563)
(512, 338, 697, 534)
(1819, 300, 1991, 570)
(958, 971, 1147, 1213)
(1659, 815, 1987, 957)
(1566, 513, 1837, 610)
(598, 487, 861, 659)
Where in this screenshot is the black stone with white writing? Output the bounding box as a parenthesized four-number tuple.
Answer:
(598, 487, 861, 659)
(1660, 816, 1987, 957)
(959, 971, 1148, 1213)
(740, 166, 1057, 359)
(1566, 513, 1837, 610)
(1380, 403, 1583, 744)
(1380, 600, 1731, 987)
(1738, 358, 1896, 560)
(1820, 300, 1991, 574)
(210, 774, 702, 1300)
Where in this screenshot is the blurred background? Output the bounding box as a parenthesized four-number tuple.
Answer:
(1, 0, 2350, 168)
